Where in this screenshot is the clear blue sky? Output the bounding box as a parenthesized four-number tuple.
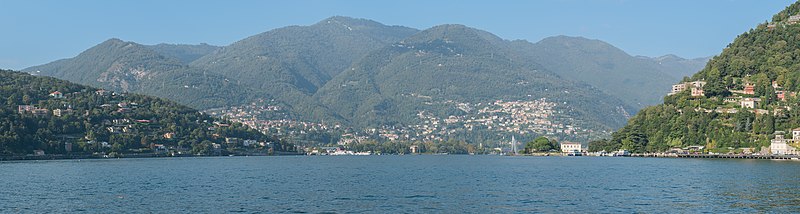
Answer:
(0, 0, 795, 70)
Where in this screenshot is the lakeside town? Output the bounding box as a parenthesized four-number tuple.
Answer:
(11, 88, 284, 159)
(12, 79, 800, 160)
(204, 97, 603, 148)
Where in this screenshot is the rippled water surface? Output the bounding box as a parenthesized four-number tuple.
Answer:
(2, 156, 800, 213)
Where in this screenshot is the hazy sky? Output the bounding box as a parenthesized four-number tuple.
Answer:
(0, 0, 795, 70)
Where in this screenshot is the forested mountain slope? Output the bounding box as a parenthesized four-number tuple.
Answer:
(591, 2, 800, 153)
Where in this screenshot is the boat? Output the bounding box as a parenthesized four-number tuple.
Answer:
(613, 150, 630, 157)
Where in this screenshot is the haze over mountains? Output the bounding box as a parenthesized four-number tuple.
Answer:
(24, 16, 708, 141)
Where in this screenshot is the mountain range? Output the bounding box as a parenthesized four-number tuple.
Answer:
(23, 16, 708, 142)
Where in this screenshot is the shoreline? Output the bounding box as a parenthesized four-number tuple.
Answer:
(5, 152, 800, 162)
(627, 153, 800, 160)
(0, 151, 303, 162)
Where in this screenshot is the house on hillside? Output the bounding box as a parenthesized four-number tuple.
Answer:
(792, 128, 800, 141)
(777, 91, 786, 101)
(243, 140, 257, 147)
(691, 87, 704, 97)
(225, 137, 241, 145)
(741, 98, 760, 108)
(163, 132, 175, 139)
(52, 109, 73, 117)
(49, 91, 63, 98)
(788, 14, 800, 24)
(670, 84, 687, 95)
(53, 109, 63, 117)
(744, 84, 755, 95)
(31, 108, 49, 116)
(17, 105, 35, 114)
(669, 81, 706, 96)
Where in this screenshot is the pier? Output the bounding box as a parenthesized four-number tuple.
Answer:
(629, 153, 799, 160)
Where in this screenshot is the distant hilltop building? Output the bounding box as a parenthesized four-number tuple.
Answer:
(669, 81, 706, 96)
(788, 14, 800, 24)
(49, 91, 63, 98)
(768, 14, 800, 29)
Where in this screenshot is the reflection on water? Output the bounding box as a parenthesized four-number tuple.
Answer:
(1, 156, 800, 213)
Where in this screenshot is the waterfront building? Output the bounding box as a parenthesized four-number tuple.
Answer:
(560, 142, 583, 153)
(770, 132, 798, 155)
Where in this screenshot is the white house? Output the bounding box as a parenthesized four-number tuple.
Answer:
(741, 98, 760, 109)
(770, 132, 798, 155)
(669, 81, 706, 96)
(560, 142, 583, 153)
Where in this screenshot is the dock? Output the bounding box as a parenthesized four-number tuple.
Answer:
(629, 153, 799, 160)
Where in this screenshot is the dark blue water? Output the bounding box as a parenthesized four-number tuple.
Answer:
(2, 156, 800, 213)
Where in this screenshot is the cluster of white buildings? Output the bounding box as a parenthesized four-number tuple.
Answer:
(669, 81, 706, 97)
(409, 98, 590, 141)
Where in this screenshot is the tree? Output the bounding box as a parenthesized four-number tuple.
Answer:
(525, 136, 556, 153)
(703, 68, 731, 98)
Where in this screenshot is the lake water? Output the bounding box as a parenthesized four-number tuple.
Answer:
(2, 156, 800, 213)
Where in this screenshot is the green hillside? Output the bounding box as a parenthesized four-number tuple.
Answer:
(315, 24, 633, 135)
(521, 36, 681, 108)
(146, 43, 220, 64)
(591, 2, 800, 153)
(188, 16, 418, 123)
(24, 39, 254, 110)
(0, 70, 292, 156)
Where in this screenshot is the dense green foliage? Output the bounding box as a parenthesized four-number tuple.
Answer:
(593, 2, 800, 153)
(0, 70, 291, 156)
(347, 139, 477, 154)
(524, 136, 559, 153)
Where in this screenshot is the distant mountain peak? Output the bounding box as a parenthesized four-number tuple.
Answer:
(402, 23, 505, 48)
(538, 36, 614, 49)
(320, 16, 367, 23)
(658, 54, 682, 59)
(103, 38, 125, 43)
(315, 16, 391, 30)
(100, 38, 138, 46)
